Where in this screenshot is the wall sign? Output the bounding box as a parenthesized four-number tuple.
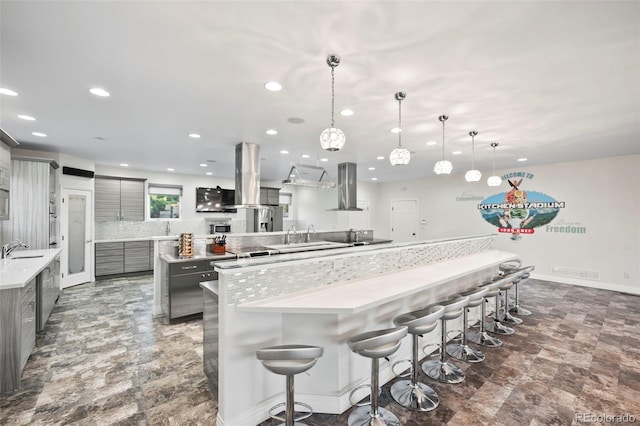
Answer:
(477, 172, 565, 240)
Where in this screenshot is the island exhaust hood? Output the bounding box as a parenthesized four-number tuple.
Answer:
(330, 162, 363, 211)
(282, 163, 336, 189)
(233, 142, 263, 208)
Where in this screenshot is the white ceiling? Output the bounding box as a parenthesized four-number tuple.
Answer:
(1, 1, 638, 183)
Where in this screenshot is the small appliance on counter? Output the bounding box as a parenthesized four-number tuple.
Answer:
(178, 233, 194, 257)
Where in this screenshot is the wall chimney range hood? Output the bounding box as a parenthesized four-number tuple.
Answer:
(330, 162, 362, 211)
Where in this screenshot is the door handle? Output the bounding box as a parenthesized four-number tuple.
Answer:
(86, 240, 93, 243)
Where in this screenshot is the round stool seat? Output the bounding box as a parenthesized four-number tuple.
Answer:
(459, 286, 489, 308)
(498, 280, 514, 291)
(348, 326, 408, 359)
(441, 295, 470, 320)
(257, 345, 324, 376)
(499, 259, 522, 273)
(393, 304, 445, 335)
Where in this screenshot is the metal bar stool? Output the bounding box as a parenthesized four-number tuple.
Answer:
(497, 279, 523, 325)
(347, 326, 408, 426)
(256, 344, 324, 426)
(509, 267, 535, 316)
(421, 295, 469, 384)
(390, 304, 445, 412)
(446, 286, 489, 362)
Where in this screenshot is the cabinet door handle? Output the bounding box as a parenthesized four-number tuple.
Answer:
(181, 265, 198, 270)
(26, 286, 34, 293)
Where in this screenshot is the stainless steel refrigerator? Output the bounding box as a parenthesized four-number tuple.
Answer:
(245, 207, 283, 232)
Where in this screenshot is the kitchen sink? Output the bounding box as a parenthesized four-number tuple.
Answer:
(265, 241, 350, 253)
(10, 255, 45, 259)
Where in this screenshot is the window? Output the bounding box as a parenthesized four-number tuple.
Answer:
(279, 192, 292, 218)
(149, 184, 182, 219)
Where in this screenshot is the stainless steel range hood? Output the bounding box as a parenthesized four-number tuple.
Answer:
(330, 162, 363, 211)
(233, 142, 262, 208)
(282, 163, 336, 189)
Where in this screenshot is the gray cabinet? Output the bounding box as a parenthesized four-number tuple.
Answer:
(95, 240, 153, 277)
(0, 278, 36, 393)
(37, 256, 60, 331)
(164, 260, 216, 321)
(95, 177, 145, 222)
(260, 187, 280, 206)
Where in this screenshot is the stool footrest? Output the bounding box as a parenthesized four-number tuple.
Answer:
(268, 401, 313, 423)
(391, 358, 413, 378)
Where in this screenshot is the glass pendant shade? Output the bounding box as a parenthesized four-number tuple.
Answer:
(320, 127, 345, 151)
(487, 175, 502, 186)
(434, 160, 453, 174)
(390, 147, 410, 165)
(465, 169, 482, 182)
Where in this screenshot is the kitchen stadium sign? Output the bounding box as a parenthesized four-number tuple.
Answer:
(477, 172, 565, 240)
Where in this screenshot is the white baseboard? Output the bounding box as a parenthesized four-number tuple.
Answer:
(532, 273, 639, 295)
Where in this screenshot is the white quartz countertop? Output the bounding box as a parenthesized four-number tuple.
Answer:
(236, 249, 518, 314)
(95, 238, 154, 243)
(0, 248, 62, 290)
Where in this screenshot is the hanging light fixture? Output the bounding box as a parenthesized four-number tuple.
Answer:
(433, 115, 452, 174)
(389, 92, 410, 166)
(464, 130, 482, 182)
(320, 55, 345, 151)
(487, 142, 502, 187)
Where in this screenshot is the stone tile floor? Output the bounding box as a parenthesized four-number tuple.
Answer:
(1, 275, 639, 425)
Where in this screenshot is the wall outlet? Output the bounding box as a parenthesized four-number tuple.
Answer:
(333, 259, 344, 269)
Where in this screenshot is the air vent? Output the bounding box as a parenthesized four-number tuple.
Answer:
(551, 266, 600, 281)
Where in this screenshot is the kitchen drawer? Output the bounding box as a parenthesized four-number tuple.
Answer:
(170, 260, 212, 276)
(96, 249, 124, 258)
(20, 279, 36, 370)
(21, 280, 36, 305)
(95, 242, 124, 251)
(125, 241, 151, 250)
(96, 262, 125, 276)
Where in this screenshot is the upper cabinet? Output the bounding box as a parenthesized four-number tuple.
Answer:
(260, 187, 280, 206)
(95, 176, 145, 222)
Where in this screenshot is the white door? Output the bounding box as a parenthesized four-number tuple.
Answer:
(61, 189, 92, 288)
(391, 199, 418, 243)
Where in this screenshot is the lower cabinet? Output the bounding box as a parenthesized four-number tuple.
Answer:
(0, 278, 36, 393)
(95, 240, 154, 277)
(163, 260, 217, 322)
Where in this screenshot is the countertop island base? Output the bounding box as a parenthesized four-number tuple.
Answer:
(203, 235, 516, 426)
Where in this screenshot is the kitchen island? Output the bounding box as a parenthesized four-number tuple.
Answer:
(203, 234, 517, 426)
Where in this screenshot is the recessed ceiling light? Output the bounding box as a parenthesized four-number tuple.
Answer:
(120, 163, 128, 167)
(371, 177, 378, 181)
(517, 158, 528, 162)
(18, 115, 35, 121)
(452, 151, 462, 155)
(390, 127, 401, 134)
(206, 172, 213, 176)
(0, 87, 18, 96)
(264, 81, 282, 91)
(376, 156, 385, 160)
(167, 168, 174, 171)
(200, 163, 207, 167)
(189, 133, 201, 139)
(89, 88, 110, 97)
(368, 167, 375, 170)
(320, 158, 328, 162)
(301, 154, 310, 159)
(32, 132, 47, 137)
(426, 141, 437, 146)
(266, 129, 278, 135)
(340, 109, 354, 116)
(280, 150, 289, 154)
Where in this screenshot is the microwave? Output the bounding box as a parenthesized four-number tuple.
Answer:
(0, 189, 8, 220)
(210, 224, 231, 234)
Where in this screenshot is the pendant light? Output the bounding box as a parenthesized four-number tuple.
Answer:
(464, 130, 482, 182)
(320, 55, 345, 152)
(433, 115, 452, 174)
(487, 142, 502, 186)
(389, 92, 410, 165)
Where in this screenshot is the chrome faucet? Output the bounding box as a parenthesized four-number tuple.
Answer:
(348, 229, 365, 243)
(285, 226, 297, 244)
(2, 240, 30, 259)
(304, 224, 315, 243)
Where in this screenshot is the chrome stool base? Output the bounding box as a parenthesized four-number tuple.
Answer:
(467, 330, 503, 347)
(348, 406, 401, 426)
(484, 320, 514, 335)
(499, 310, 523, 325)
(421, 359, 465, 384)
(390, 380, 440, 412)
(446, 343, 485, 363)
(509, 304, 532, 316)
